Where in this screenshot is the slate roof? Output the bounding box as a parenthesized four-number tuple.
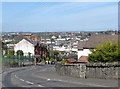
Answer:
(77, 41, 86, 50)
(24, 38, 37, 46)
(14, 35, 24, 44)
(84, 34, 118, 49)
(14, 35, 41, 44)
(56, 40, 68, 46)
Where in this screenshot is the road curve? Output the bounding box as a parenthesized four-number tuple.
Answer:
(2, 65, 118, 88)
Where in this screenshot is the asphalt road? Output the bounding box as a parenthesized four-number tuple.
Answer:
(2, 65, 118, 88)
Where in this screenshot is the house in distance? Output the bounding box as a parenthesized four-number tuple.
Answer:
(14, 35, 48, 65)
(77, 34, 118, 63)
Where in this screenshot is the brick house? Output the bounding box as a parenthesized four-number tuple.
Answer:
(34, 42, 48, 65)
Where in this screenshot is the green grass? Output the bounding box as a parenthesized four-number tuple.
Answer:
(0, 57, 2, 62)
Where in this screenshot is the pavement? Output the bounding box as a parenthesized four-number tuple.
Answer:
(1, 64, 119, 88)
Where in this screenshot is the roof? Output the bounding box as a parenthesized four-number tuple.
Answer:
(51, 35, 56, 39)
(14, 35, 40, 44)
(78, 56, 88, 63)
(56, 40, 68, 46)
(14, 35, 24, 44)
(24, 38, 37, 46)
(66, 58, 76, 63)
(79, 34, 118, 49)
(77, 41, 86, 50)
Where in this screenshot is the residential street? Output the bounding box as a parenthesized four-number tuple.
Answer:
(2, 65, 118, 88)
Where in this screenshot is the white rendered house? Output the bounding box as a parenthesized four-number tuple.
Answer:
(78, 49, 92, 59)
(14, 39, 35, 56)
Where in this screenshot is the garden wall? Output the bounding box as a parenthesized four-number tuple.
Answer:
(55, 62, 120, 79)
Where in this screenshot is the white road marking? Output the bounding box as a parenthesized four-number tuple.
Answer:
(15, 74, 25, 82)
(47, 78, 50, 81)
(38, 84, 44, 87)
(3, 72, 6, 74)
(19, 79, 25, 81)
(14, 70, 45, 87)
(36, 75, 108, 87)
(56, 79, 62, 82)
(22, 86, 31, 87)
(53, 79, 109, 87)
(15, 74, 18, 79)
(22, 66, 110, 87)
(26, 81, 34, 85)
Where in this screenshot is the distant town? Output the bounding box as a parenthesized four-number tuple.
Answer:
(1, 30, 119, 64)
(1, 30, 119, 49)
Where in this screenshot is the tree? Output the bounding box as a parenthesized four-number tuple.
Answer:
(2, 42, 7, 50)
(5, 50, 15, 56)
(53, 50, 59, 58)
(89, 42, 119, 62)
(53, 50, 61, 61)
(68, 53, 77, 60)
(28, 52, 31, 57)
(16, 50, 24, 56)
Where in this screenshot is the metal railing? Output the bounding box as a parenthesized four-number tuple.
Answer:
(2, 55, 34, 67)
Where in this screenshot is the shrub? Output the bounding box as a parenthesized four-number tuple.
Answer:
(5, 50, 15, 56)
(61, 59, 67, 64)
(89, 42, 119, 62)
(16, 50, 24, 56)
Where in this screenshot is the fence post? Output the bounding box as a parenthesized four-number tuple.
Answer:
(18, 54, 20, 67)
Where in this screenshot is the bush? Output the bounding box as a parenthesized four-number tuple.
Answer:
(61, 59, 67, 64)
(5, 50, 15, 56)
(16, 50, 24, 56)
(89, 42, 119, 62)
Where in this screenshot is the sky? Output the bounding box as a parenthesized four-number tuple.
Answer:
(2, 2, 118, 32)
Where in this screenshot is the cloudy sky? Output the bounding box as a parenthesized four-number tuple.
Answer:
(2, 2, 118, 32)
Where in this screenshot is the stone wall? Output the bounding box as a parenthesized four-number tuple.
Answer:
(55, 62, 120, 79)
(55, 63, 86, 78)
